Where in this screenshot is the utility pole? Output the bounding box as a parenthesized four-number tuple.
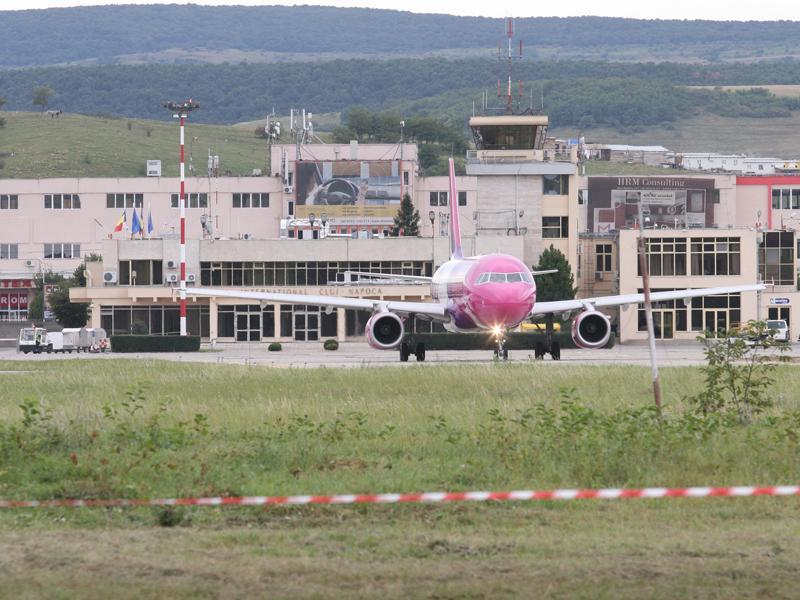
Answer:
(637, 204, 662, 409)
(163, 99, 200, 336)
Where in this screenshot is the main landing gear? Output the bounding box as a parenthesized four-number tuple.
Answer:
(533, 313, 561, 361)
(399, 341, 426, 362)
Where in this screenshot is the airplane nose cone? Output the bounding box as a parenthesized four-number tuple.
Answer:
(469, 284, 535, 328)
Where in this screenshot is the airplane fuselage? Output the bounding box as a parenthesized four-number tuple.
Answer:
(430, 253, 536, 332)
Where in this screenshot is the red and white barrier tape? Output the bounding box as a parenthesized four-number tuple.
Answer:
(0, 486, 798, 509)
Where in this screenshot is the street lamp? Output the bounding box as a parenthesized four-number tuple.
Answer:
(428, 210, 436, 274)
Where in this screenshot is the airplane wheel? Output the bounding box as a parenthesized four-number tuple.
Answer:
(399, 343, 410, 362)
(551, 341, 561, 361)
(534, 342, 545, 360)
(502, 349, 509, 361)
(415, 343, 426, 362)
(47, 345, 53, 353)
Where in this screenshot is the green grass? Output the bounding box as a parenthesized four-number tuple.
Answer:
(554, 110, 800, 158)
(0, 111, 269, 178)
(1, 360, 800, 597)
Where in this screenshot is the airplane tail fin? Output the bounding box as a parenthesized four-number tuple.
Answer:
(448, 158, 463, 260)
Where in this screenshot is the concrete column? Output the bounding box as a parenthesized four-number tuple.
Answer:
(90, 303, 101, 329)
(274, 303, 282, 338)
(209, 298, 217, 340)
(337, 307, 346, 342)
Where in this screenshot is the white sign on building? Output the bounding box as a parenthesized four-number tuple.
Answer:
(146, 160, 162, 177)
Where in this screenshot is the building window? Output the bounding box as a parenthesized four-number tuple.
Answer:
(595, 244, 612, 272)
(170, 193, 208, 208)
(638, 238, 687, 277)
(690, 237, 740, 276)
(106, 193, 143, 209)
(543, 174, 569, 195)
(637, 288, 689, 333)
(0, 244, 19, 259)
(772, 188, 800, 211)
(429, 191, 448, 206)
(44, 243, 81, 259)
(118, 260, 164, 286)
(578, 190, 588, 205)
(458, 191, 467, 206)
(0, 195, 18, 210)
(233, 193, 269, 208)
(759, 231, 795, 286)
(44, 194, 81, 209)
(542, 216, 568, 239)
(199, 260, 431, 287)
(403, 171, 409, 186)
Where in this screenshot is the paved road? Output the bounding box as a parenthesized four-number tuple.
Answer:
(1, 341, 793, 368)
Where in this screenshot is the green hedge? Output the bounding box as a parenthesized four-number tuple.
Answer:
(110, 335, 201, 353)
(402, 331, 615, 351)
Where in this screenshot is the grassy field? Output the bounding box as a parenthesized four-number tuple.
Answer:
(0, 112, 269, 179)
(554, 111, 800, 158)
(1, 360, 800, 596)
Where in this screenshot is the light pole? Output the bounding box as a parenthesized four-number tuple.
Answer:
(637, 204, 662, 410)
(163, 99, 199, 336)
(428, 210, 436, 273)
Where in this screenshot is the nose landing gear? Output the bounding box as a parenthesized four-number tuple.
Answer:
(492, 329, 509, 361)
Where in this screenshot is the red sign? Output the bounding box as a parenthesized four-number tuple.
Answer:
(0, 279, 33, 289)
(0, 292, 28, 309)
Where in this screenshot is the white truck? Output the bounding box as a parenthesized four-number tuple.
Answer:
(18, 327, 48, 354)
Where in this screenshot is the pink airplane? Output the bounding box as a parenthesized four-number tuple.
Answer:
(188, 159, 763, 361)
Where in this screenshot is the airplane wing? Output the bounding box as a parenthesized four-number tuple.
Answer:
(186, 287, 448, 319)
(531, 284, 765, 317)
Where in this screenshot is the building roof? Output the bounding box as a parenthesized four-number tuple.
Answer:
(603, 144, 671, 153)
(469, 115, 549, 127)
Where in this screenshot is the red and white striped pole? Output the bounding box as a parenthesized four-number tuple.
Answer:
(164, 100, 199, 336)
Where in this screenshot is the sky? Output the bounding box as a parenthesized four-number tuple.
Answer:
(5, 0, 800, 21)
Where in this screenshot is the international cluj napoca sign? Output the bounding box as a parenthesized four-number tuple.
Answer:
(587, 176, 717, 233)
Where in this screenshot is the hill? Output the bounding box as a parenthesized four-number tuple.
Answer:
(3, 59, 800, 125)
(0, 112, 269, 179)
(2, 6, 800, 68)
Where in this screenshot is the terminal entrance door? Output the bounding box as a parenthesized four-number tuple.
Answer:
(235, 305, 261, 341)
(703, 309, 728, 337)
(652, 310, 674, 339)
(294, 305, 320, 341)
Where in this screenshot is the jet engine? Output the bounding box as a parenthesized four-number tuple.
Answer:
(571, 309, 611, 349)
(365, 311, 405, 350)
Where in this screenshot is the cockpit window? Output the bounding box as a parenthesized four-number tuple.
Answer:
(477, 272, 532, 284)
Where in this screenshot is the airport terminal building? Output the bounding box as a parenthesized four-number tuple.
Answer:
(2, 114, 800, 343)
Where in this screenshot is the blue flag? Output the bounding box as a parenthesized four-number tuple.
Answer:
(147, 210, 154, 235)
(131, 207, 142, 236)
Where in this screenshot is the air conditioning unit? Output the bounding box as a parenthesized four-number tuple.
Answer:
(284, 186, 294, 194)
(165, 274, 178, 283)
(166, 260, 177, 269)
(243, 233, 252, 240)
(103, 271, 117, 284)
(26, 260, 34, 267)
(187, 273, 197, 283)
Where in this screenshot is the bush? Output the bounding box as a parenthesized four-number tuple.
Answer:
(403, 332, 615, 351)
(323, 338, 339, 351)
(110, 335, 201, 353)
(268, 342, 282, 351)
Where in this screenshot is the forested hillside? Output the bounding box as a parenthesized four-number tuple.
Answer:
(1, 59, 799, 127)
(2, 6, 800, 67)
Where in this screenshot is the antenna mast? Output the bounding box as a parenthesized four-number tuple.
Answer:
(498, 18, 523, 114)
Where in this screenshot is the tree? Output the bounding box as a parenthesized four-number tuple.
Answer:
(0, 96, 5, 110)
(532, 245, 577, 302)
(48, 282, 88, 327)
(32, 85, 55, 112)
(392, 193, 420, 236)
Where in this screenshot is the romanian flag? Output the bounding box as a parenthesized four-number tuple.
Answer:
(113, 209, 126, 233)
